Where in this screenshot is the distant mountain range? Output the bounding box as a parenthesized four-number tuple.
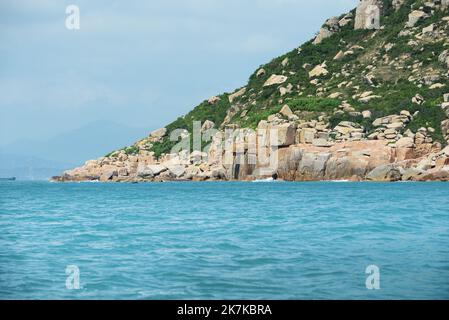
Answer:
(0, 154, 73, 181)
(0, 121, 150, 180)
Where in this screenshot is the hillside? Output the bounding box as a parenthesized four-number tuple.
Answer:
(55, 0, 449, 182)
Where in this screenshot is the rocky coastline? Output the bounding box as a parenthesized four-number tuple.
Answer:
(53, 109, 449, 183)
(53, 0, 449, 183)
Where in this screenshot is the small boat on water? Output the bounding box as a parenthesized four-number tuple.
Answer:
(0, 177, 16, 181)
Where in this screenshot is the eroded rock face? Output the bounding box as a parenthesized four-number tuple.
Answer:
(264, 140, 398, 181)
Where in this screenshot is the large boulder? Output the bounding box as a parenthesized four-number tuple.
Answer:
(416, 168, 449, 181)
(208, 96, 221, 105)
(406, 10, 429, 28)
(339, 13, 353, 27)
(395, 137, 414, 149)
(309, 63, 328, 78)
(366, 164, 403, 182)
(100, 170, 117, 182)
(402, 168, 425, 181)
(201, 120, 215, 132)
(298, 128, 316, 144)
(138, 164, 167, 178)
(313, 28, 334, 45)
(137, 167, 153, 178)
(313, 17, 341, 44)
(362, 110, 372, 119)
(228, 87, 246, 103)
(211, 166, 227, 180)
(333, 50, 345, 61)
(167, 165, 186, 178)
(272, 123, 297, 147)
(190, 150, 207, 164)
(263, 74, 288, 87)
(279, 105, 293, 117)
(150, 128, 167, 139)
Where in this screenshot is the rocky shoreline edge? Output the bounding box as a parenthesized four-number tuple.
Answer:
(52, 125, 449, 183)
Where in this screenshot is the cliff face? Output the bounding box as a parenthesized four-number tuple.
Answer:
(54, 0, 449, 182)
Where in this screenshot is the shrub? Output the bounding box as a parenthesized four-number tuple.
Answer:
(287, 97, 341, 112)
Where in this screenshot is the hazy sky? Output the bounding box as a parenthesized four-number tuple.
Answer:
(0, 0, 357, 146)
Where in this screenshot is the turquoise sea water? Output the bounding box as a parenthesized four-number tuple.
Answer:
(0, 181, 448, 300)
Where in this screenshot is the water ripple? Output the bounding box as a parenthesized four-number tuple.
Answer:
(0, 181, 449, 299)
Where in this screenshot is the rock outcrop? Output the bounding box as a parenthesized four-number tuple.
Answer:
(406, 10, 429, 28)
(354, 0, 383, 30)
(313, 17, 341, 45)
(263, 74, 288, 87)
